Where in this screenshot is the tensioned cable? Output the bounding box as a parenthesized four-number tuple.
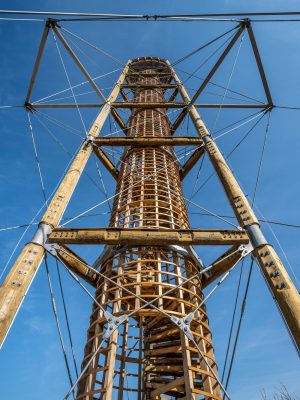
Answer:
(0, 9, 299, 18)
(214, 109, 267, 140)
(62, 27, 123, 65)
(211, 31, 245, 136)
(182, 31, 239, 86)
(190, 111, 267, 201)
(4, 211, 300, 234)
(55, 258, 79, 378)
(34, 112, 113, 205)
(33, 67, 121, 104)
(224, 258, 254, 390)
(177, 66, 264, 104)
(38, 87, 113, 104)
(221, 259, 244, 382)
(172, 25, 239, 66)
(51, 29, 88, 137)
(35, 110, 84, 139)
(44, 256, 75, 395)
(223, 112, 272, 389)
(27, 112, 48, 204)
(0, 142, 81, 281)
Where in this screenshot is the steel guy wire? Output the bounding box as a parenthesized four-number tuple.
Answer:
(61, 27, 124, 65)
(213, 109, 266, 140)
(182, 30, 238, 85)
(221, 258, 245, 382)
(0, 142, 81, 281)
(38, 87, 113, 104)
(44, 256, 75, 397)
(172, 24, 239, 66)
(51, 28, 88, 137)
(190, 112, 267, 200)
(33, 67, 122, 104)
(211, 31, 245, 136)
(62, 33, 108, 74)
(186, 86, 264, 104)
(55, 259, 79, 378)
(33, 112, 111, 198)
(27, 112, 48, 205)
(177, 66, 264, 104)
(224, 258, 254, 390)
(35, 110, 84, 139)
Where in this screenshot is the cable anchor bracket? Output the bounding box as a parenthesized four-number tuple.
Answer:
(102, 312, 128, 340)
(44, 243, 61, 257)
(171, 314, 194, 341)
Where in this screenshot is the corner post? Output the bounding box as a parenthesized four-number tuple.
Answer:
(0, 62, 131, 347)
(169, 62, 300, 351)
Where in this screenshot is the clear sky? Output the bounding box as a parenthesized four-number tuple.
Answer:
(0, 0, 300, 399)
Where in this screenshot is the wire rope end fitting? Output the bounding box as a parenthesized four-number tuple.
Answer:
(46, 18, 60, 29)
(86, 134, 95, 144)
(24, 101, 36, 113)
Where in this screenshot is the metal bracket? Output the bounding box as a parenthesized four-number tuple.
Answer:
(238, 242, 254, 257)
(24, 101, 36, 113)
(102, 312, 128, 340)
(170, 315, 194, 341)
(44, 243, 61, 257)
(86, 134, 94, 144)
(246, 224, 268, 249)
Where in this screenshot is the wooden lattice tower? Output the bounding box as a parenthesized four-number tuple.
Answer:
(75, 57, 221, 399)
(0, 20, 300, 400)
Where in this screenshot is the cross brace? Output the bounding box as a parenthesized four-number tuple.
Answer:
(93, 136, 203, 147)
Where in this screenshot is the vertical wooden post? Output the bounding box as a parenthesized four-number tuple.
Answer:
(169, 62, 300, 351)
(0, 63, 130, 348)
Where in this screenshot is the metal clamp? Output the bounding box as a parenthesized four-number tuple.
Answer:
(44, 243, 61, 257)
(102, 312, 128, 340)
(170, 315, 194, 341)
(238, 242, 254, 257)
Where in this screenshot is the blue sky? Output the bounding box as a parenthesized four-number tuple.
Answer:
(0, 0, 300, 399)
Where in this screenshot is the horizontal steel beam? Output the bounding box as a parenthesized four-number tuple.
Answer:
(32, 102, 267, 109)
(49, 228, 249, 246)
(93, 137, 203, 147)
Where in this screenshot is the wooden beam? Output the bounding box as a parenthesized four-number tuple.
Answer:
(25, 23, 50, 103)
(0, 63, 130, 347)
(179, 146, 205, 180)
(55, 245, 97, 287)
(202, 246, 242, 289)
(93, 147, 119, 179)
(93, 137, 203, 147)
(49, 228, 249, 246)
(170, 62, 300, 352)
